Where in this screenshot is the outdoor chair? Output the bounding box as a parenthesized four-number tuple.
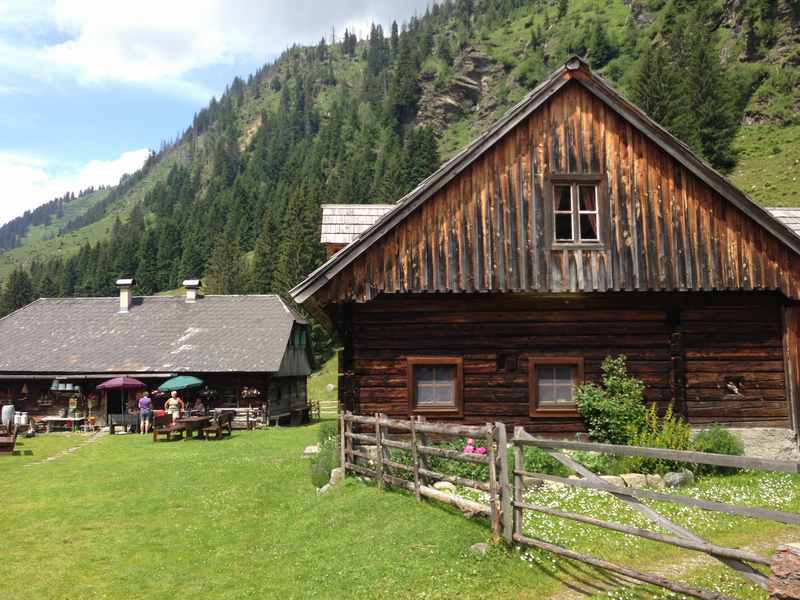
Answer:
(152, 414, 185, 442)
(202, 413, 233, 440)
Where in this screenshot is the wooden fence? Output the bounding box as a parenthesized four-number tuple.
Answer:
(341, 412, 507, 538)
(340, 413, 800, 600)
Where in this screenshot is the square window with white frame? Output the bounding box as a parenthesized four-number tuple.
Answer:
(407, 357, 463, 415)
(552, 181, 601, 244)
(529, 357, 583, 417)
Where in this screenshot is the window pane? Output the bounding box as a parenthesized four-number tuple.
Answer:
(416, 366, 434, 385)
(554, 366, 573, 382)
(555, 214, 573, 241)
(414, 364, 456, 408)
(580, 214, 599, 241)
(537, 363, 577, 407)
(579, 185, 596, 211)
(537, 366, 554, 383)
(433, 365, 455, 383)
(554, 185, 571, 211)
(553, 384, 574, 403)
(417, 385, 435, 405)
(432, 384, 455, 405)
(538, 384, 554, 405)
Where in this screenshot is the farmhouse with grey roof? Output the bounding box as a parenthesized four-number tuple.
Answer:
(0, 279, 311, 426)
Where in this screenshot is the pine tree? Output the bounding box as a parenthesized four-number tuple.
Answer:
(682, 8, 737, 171)
(631, 42, 681, 129)
(586, 19, 616, 69)
(135, 229, 160, 295)
(0, 268, 34, 316)
(204, 235, 247, 294)
(250, 209, 277, 293)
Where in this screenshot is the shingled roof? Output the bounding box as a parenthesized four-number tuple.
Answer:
(321, 204, 395, 245)
(768, 208, 800, 239)
(0, 295, 306, 375)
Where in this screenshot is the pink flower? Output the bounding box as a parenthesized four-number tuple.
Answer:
(475, 447, 487, 455)
(464, 445, 475, 454)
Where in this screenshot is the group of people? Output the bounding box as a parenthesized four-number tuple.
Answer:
(135, 390, 206, 434)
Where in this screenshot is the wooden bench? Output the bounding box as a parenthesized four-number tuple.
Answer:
(202, 412, 234, 440)
(0, 434, 17, 454)
(152, 414, 185, 442)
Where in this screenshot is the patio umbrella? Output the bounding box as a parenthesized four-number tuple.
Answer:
(96, 376, 147, 390)
(158, 376, 203, 393)
(96, 377, 147, 434)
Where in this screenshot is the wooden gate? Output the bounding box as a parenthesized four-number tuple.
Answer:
(510, 428, 800, 600)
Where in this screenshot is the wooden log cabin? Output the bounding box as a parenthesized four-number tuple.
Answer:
(0, 280, 312, 426)
(291, 57, 800, 436)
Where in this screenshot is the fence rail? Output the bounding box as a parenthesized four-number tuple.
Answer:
(339, 414, 800, 599)
(341, 412, 504, 538)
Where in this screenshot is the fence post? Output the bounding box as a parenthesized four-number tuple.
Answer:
(410, 417, 422, 501)
(513, 426, 525, 541)
(344, 411, 353, 471)
(495, 422, 512, 545)
(486, 423, 501, 542)
(339, 412, 346, 471)
(416, 415, 432, 484)
(374, 413, 384, 489)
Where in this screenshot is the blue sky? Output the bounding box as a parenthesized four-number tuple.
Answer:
(0, 0, 431, 225)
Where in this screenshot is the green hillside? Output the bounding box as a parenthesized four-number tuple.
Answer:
(0, 0, 797, 355)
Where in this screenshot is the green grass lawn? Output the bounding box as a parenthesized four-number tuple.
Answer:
(2, 426, 797, 599)
(0, 425, 556, 600)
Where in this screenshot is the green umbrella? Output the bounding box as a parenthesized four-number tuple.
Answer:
(158, 376, 204, 393)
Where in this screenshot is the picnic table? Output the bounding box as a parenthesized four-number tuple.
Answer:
(39, 416, 85, 433)
(174, 416, 213, 440)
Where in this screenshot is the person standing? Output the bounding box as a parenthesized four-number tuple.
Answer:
(165, 391, 184, 423)
(138, 391, 152, 434)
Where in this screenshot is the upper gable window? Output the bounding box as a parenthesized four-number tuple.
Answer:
(553, 182, 601, 245)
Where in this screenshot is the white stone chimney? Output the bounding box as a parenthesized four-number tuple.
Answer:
(183, 279, 201, 303)
(116, 278, 134, 313)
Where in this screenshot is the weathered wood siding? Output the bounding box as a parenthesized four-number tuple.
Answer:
(345, 293, 791, 431)
(317, 80, 800, 304)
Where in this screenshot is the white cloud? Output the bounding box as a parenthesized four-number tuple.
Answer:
(0, 0, 432, 98)
(0, 148, 150, 226)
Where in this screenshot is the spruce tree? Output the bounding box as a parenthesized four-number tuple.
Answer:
(631, 42, 681, 130)
(0, 268, 34, 315)
(204, 235, 247, 294)
(250, 209, 277, 294)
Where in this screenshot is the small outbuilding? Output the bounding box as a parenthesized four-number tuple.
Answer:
(0, 279, 311, 426)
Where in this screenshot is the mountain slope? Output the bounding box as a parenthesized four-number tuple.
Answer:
(0, 0, 797, 338)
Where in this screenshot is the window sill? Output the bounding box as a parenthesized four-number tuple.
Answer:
(411, 407, 463, 417)
(530, 407, 579, 418)
(551, 243, 605, 250)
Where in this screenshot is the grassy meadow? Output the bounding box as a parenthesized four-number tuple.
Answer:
(1, 423, 798, 599)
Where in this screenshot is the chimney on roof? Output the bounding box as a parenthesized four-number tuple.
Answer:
(183, 279, 201, 303)
(116, 278, 134, 313)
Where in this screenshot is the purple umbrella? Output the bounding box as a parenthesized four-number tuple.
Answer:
(96, 376, 147, 390)
(96, 377, 148, 434)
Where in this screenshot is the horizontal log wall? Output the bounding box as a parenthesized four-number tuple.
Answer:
(317, 80, 800, 305)
(350, 292, 790, 432)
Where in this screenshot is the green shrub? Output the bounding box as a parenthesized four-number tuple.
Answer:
(575, 355, 647, 445)
(570, 450, 627, 476)
(626, 404, 692, 474)
(691, 424, 744, 475)
(318, 420, 339, 444)
(521, 446, 570, 477)
(310, 421, 340, 488)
